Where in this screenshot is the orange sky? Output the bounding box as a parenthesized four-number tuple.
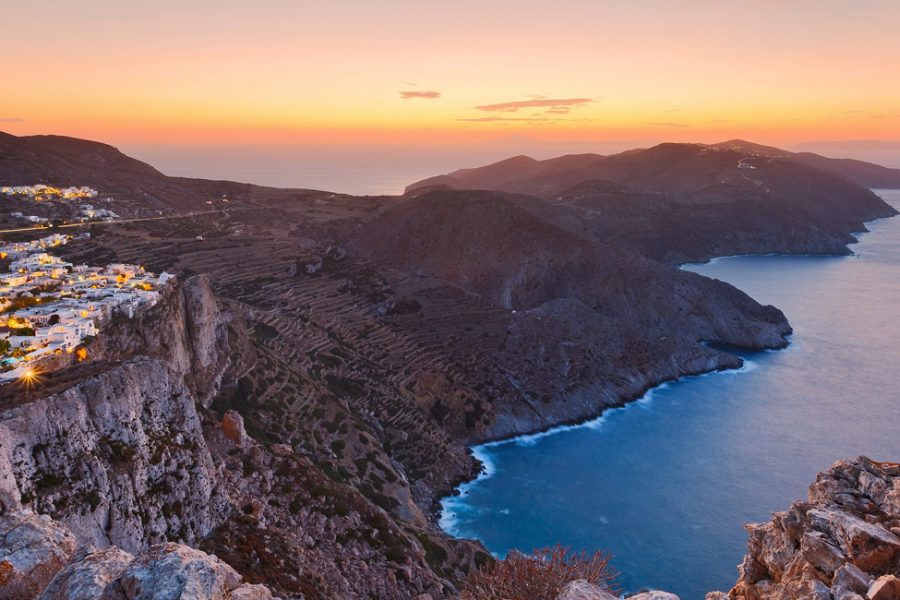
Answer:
(3, 0, 900, 147)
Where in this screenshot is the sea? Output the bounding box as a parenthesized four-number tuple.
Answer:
(440, 190, 900, 599)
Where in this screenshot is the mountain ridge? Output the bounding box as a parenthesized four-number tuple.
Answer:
(407, 139, 900, 194)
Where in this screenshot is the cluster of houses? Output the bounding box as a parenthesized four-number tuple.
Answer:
(77, 204, 119, 221)
(0, 233, 174, 384)
(1, 185, 120, 225)
(1, 185, 98, 200)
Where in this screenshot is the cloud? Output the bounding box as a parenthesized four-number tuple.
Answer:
(0, 117, 26, 123)
(647, 121, 689, 127)
(474, 97, 594, 113)
(400, 90, 441, 99)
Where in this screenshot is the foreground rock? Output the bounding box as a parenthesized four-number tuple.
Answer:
(0, 512, 270, 600)
(711, 457, 900, 600)
(0, 511, 77, 599)
(555, 579, 617, 599)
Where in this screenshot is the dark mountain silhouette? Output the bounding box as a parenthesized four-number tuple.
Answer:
(0, 132, 258, 213)
(407, 141, 898, 262)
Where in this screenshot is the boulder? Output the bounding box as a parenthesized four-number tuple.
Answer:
(806, 507, 900, 571)
(556, 579, 618, 600)
(629, 592, 680, 600)
(830, 562, 872, 596)
(0, 511, 77, 599)
(117, 542, 264, 600)
(38, 546, 133, 600)
(228, 584, 276, 600)
(221, 410, 249, 447)
(269, 444, 293, 458)
(868, 575, 900, 600)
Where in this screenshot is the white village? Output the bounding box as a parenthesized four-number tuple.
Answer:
(0, 185, 173, 385)
(1, 185, 120, 225)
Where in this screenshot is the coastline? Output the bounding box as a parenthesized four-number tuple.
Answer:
(439, 352, 767, 541)
(437, 194, 900, 571)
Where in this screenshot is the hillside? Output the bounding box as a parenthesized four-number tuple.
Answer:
(406, 141, 898, 262)
(0, 132, 263, 214)
(347, 188, 790, 437)
(408, 139, 900, 194)
(714, 139, 900, 189)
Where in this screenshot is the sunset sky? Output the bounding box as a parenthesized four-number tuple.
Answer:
(4, 0, 900, 149)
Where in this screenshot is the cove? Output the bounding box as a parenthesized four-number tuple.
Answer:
(440, 190, 900, 600)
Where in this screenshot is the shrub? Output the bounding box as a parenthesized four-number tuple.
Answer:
(461, 545, 617, 600)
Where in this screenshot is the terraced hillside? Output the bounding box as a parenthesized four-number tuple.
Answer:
(57, 186, 790, 516)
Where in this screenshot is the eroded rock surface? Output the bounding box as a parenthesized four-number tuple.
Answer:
(555, 579, 618, 599)
(713, 457, 900, 600)
(0, 511, 76, 599)
(0, 357, 221, 553)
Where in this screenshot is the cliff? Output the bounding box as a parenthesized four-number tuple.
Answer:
(0, 358, 222, 553)
(0, 275, 482, 599)
(708, 457, 900, 600)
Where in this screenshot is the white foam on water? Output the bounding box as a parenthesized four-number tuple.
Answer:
(438, 353, 767, 538)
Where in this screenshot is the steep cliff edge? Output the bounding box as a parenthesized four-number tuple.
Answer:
(708, 457, 900, 600)
(0, 358, 222, 553)
(0, 274, 482, 599)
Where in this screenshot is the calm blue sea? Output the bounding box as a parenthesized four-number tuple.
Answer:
(440, 190, 900, 599)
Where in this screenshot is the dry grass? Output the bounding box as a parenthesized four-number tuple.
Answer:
(461, 545, 617, 600)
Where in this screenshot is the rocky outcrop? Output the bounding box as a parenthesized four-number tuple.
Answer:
(115, 542, 272, 600)
(91, 274, 236, 406)
(0, 357, 222, 553)
(0, 511, 76, 599)
(711, 457, 900, 600)
(0, 519, 274, 600)
(552, 580, 680, 600)
(555, 579, 617, 599)
(38, 546, 133, 600)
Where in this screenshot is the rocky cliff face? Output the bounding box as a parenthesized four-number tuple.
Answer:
(709, 457, 900, 600)
(0, 510, 272, 600)
(88, 274, 240, 406)
(0, 276, 231, 553)
(0, 274, 482, 599)
(0, 357, 222, 553)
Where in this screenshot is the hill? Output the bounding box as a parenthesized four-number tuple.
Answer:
(408, 139, 900, 194)
(0, 131, 261, 214)
(406, 141, 898, 262)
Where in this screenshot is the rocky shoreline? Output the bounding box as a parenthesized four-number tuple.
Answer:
(438, 353, 768, 525)
(708, 457, 900, 600)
